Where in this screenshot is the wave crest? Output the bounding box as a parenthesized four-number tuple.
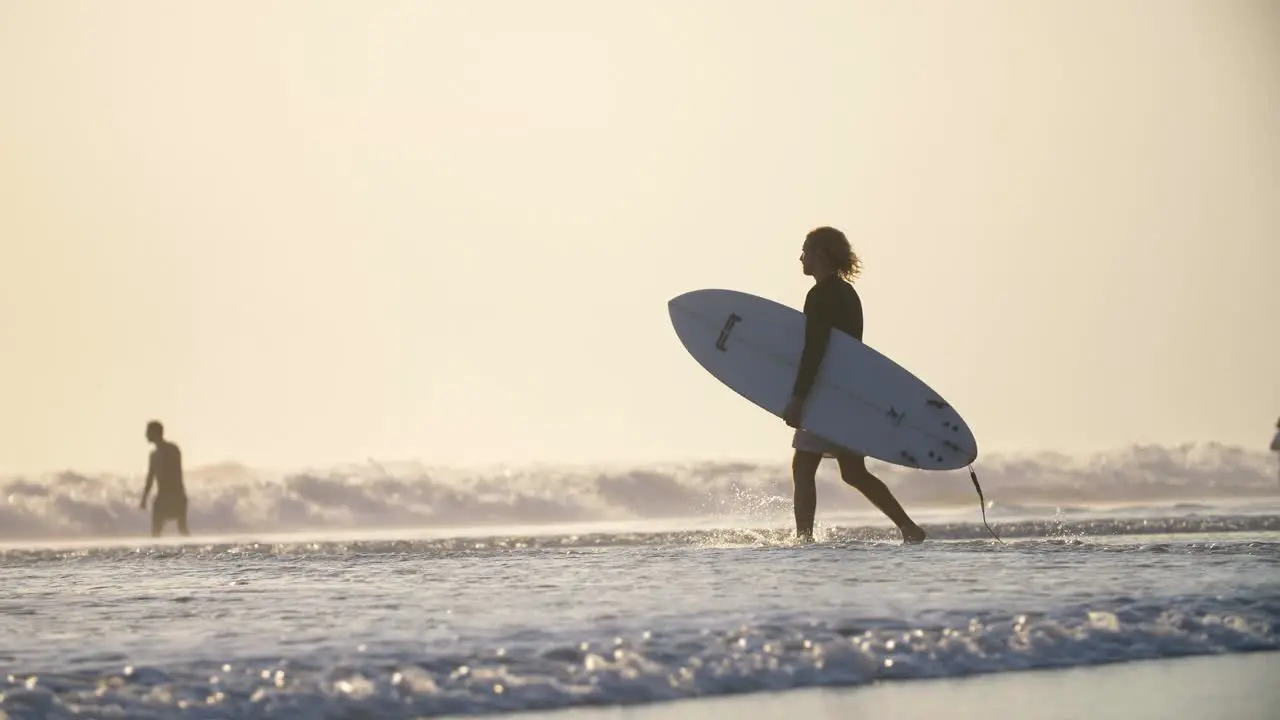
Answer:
(2, 442, 1277, 541)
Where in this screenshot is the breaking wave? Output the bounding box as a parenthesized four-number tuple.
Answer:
(1, 442, 1277, 542)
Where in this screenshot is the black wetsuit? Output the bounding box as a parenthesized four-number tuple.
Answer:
(792, 275, 863, 401)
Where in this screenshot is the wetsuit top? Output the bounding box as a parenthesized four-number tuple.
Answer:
(150, 440, 186, 499)
(791, 275, 863, 400)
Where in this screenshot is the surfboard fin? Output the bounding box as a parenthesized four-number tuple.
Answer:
(968, 465, 1005, 545)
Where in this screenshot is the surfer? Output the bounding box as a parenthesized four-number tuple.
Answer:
(139, 420, 190, 537)
(782, 226, 927, 544)
(1271, 417, 1280, 482)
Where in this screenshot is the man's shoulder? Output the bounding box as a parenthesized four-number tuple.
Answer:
(817, 277, 859, 298)
(807, 277, 841, 298)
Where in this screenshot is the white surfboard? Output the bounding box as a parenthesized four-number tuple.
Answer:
(668, 288, 978, 471)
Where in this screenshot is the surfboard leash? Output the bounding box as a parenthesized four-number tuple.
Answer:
(968, 464, 1005, 545)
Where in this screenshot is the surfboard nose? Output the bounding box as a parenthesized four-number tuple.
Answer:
(667, 292, 703, 349)
(667, 289, 708, 325)
(666, 295, 683, 324)
(667, 290, 700, 307)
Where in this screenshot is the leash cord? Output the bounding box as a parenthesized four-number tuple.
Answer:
(968, 464, 1005, 544)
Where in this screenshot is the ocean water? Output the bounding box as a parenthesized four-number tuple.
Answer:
(3, 444, 1279, 718)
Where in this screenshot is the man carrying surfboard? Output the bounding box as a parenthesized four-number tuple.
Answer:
(782, 227, 927, 544)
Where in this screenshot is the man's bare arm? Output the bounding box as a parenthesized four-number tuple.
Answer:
(140, 455, 155, 508)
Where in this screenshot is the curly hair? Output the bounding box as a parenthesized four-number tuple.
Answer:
(806, 226, 862, 281)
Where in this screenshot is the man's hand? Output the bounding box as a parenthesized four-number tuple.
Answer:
(783, 394, 806, 428)
(139, 496, 148, 510)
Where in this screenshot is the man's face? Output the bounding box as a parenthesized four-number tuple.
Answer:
(800, 239, 823, 276)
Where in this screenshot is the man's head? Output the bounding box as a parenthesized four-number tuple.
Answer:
(800, 226, 862, 281)
(146, 420, 164, 443)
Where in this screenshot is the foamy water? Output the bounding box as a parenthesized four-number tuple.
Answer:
(3, 521, 1279, 718)
(2, 445, 1279, 718)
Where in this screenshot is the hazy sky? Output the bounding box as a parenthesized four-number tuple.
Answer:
(2, 0, 1277, 475)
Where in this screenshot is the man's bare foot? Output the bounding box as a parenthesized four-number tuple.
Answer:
(901, 524, 926, 545)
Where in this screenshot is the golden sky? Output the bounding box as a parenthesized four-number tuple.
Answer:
(2, 0, 1277, 474)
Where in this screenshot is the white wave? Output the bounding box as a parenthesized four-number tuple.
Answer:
(4, 593, 1276, 718)
(1, 442, 1277, 541)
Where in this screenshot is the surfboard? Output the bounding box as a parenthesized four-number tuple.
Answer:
(668, 288, 978, 471)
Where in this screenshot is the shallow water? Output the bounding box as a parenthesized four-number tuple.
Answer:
(3, 511, 1278, 719)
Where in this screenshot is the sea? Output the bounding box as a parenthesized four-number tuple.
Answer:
(2, 442, 1278, 719)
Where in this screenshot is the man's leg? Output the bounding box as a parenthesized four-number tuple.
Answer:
(834, 452, 926, 544)
(792, 450, 821, 540)
(151, 505, 164, 538)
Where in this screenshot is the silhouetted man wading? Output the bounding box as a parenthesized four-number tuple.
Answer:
(140, 420, 189, 537)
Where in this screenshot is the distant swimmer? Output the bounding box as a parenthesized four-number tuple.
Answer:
(1271, 417, 1280, 482)
(139, 420, 189, 537)
(782, 227, 927, 545)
